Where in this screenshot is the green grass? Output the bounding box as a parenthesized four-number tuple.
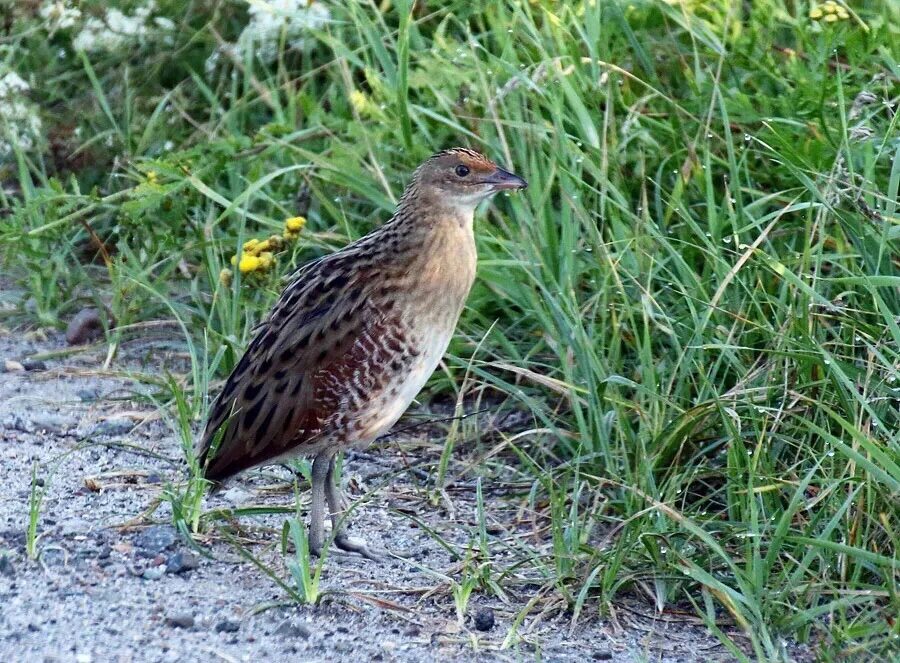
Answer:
(2, 0, 899, 659)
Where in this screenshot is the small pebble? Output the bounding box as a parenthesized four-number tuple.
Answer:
(166, 613, 195, 629)
(133, 525, 177, 557)
(92, 418, 134, 437)
(142, 564, 166, 580)
(66, 308, 107, 345)
(215, 620, 241, 633)
(76, 388, 100, 402)
(42, 549, 66, 568)
(3, 360, 24, 372)
(165, 551, 200, 574)
(221, 486, 252, 504)
(593, 651, 613, 660)
(22, 359, 47, 371)
(473, 607, 495, 631)
(31, 413, 72, 436)
(0, 555, 15, 577)
(273, 620, 312, 639)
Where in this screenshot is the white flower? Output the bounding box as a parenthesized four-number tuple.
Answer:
(72, 1, 174, 53)
(0, 72, 29, 97)
(39, 1, 82, 31)
(218, 0, 331, 65)
(0, 70, 43, 160)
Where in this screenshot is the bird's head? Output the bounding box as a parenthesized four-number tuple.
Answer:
(409, 147, 527, 212)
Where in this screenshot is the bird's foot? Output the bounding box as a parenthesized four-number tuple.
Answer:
(334, 534, 389, 562)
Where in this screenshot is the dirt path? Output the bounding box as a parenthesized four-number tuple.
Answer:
(0, 329, 747, 662)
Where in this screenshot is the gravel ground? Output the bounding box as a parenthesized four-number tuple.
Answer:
(0, 328, 785, 663)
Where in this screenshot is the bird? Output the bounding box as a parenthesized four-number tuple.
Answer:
(197, 147, 527, 559)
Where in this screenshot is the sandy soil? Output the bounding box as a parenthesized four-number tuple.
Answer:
(0, 328, 765, 663)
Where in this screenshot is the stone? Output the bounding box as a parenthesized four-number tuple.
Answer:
(166, 613, 195, 629)
(215, 620, 240, 633)
(165, 551, 199, 574)
(66, 308, 107, 345)
(473, 607, 494, 631)
(92, 418, 134, 437)
(76, 388, 100, 402)
(0, 554, 14, 577)
(142, 564, 166, 580)
(133, 525, 177, 557)
(31, 413, 73, 436)
(273, 619, 312, 639)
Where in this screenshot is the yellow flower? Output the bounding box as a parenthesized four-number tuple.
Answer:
(811, 1, 849, 21)
(219, 268, 233, 286)
(258, 252, 275, 270)
(146, 170, 159, 184)
(285, 216, 306, 233)
(349, 90, 374, 116)
(238, 255, 262, 273)
(242, 238, 260, 253)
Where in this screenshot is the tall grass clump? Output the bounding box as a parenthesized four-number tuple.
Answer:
(1, 0, 897, 658)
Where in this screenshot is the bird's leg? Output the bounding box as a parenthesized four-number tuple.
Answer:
(325, 455, 383, 561)
(307, 451, 331, 557)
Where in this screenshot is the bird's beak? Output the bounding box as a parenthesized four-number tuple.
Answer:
(482, 167, 528, 191)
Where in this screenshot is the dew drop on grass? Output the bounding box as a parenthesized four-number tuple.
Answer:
(723, 236, 732, 244)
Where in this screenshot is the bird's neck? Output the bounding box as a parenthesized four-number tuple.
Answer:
(384, 188, 478, 309)
(395, 183, 476, 233)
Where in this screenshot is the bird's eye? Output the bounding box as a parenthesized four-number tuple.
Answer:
(455, 165, 470, 177)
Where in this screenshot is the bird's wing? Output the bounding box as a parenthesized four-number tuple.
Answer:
(197, 250, 395, 481)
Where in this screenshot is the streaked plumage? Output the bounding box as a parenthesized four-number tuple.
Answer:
(197, 147, 527, 557)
